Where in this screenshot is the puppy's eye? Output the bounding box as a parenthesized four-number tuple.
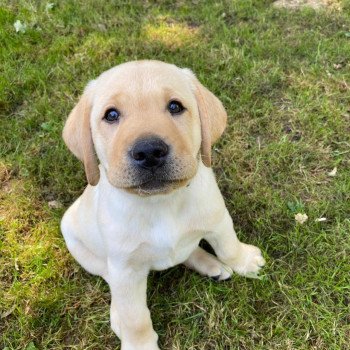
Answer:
(104, 108, 120, 123)
(168, 100, 184, 115)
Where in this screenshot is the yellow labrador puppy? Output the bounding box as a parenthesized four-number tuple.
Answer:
(61, 60, 265, 350)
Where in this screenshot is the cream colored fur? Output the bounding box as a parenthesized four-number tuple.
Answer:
(61, 60, 265, 350)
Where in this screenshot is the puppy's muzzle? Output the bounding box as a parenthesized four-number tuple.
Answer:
(130, 137, 169, 171)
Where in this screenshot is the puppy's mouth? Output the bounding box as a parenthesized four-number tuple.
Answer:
(107, 155, 198, 196)
(126, 177, 189, 196)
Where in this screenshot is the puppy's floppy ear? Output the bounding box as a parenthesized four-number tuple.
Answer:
(183, 69, 227, 167)
(63, 81, 100, 186)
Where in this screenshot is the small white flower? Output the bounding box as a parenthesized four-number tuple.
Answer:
(295, 213, 308, 224)
(46, 3, 55, 10)
(14, 20, 26, 33)
(327, 167, 337, 177)
(48, 200, 63, 209)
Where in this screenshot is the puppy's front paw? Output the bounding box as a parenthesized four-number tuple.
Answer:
(122, 342, 159, 350)
(225, 243, 265, 278)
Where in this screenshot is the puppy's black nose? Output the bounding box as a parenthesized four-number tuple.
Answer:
(130, 138, 169, 170)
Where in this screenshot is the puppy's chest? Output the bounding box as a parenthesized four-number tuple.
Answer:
(99, 185, 217, 271)
(105, 211, 205, 271)
(128, 225, 203, 271)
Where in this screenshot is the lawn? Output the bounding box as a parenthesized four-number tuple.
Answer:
(1, 1, 350, 349)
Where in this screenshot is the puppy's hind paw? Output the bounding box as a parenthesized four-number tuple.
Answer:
(184, 247, 233, 281)
(209, 263, 233, 281)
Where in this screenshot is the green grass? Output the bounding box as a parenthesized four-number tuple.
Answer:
(1, 0, 350, 349)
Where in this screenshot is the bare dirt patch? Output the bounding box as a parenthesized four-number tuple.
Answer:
(273, 0, 341, 10)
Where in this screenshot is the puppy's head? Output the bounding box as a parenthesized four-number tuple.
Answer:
(63, 60, 227, 195)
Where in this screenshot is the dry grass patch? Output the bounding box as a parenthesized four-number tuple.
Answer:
(143, 20, 200, 49)
(273, 0, 342, 10)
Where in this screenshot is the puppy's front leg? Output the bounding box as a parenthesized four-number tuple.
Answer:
(108, 260, 159, 350)
(205, 209, 265, 277)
